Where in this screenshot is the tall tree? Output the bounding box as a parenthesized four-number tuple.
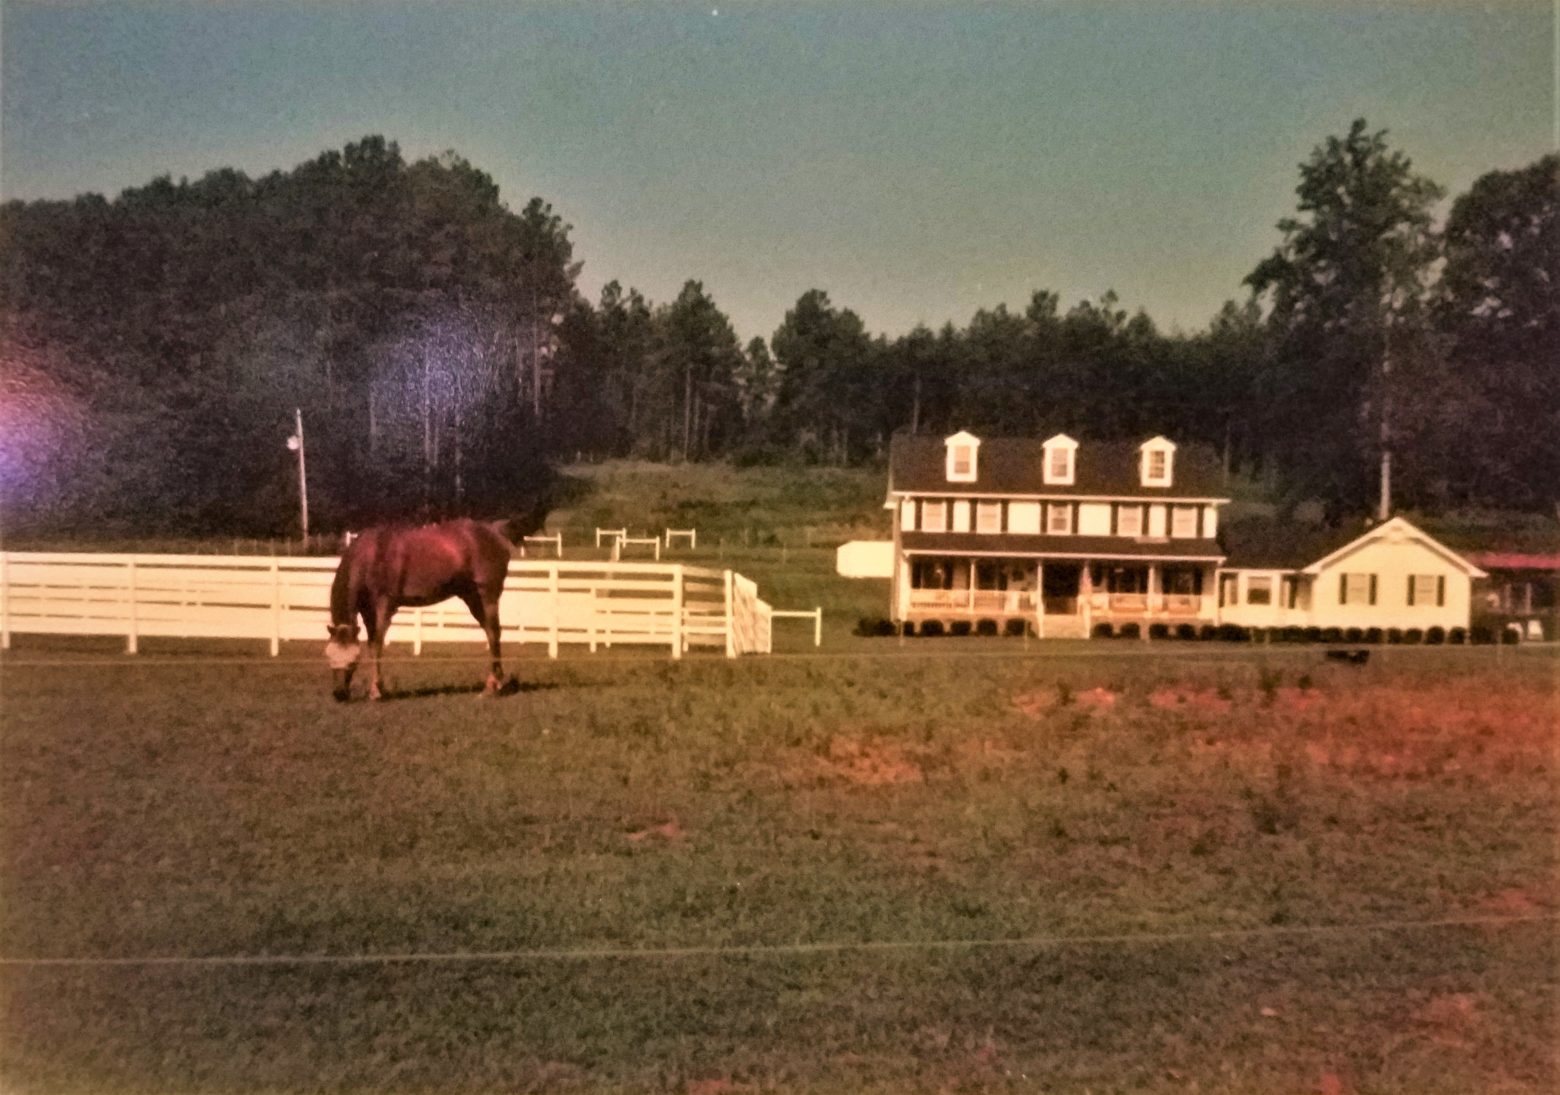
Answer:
(770, 289, 874, 463)
(1246, 119, 1444, 520)
(1435, 154, 1560, 509)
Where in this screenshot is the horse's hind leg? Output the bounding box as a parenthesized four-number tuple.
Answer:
(461, 590, 504, 695)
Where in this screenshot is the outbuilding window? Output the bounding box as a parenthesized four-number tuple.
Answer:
(1340, 572, 1376, 605)
(1246, 576, 1273, 605)
(1408, 574, 1444, 606)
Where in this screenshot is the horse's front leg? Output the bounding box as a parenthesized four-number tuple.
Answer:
(368, 599, 395, 701)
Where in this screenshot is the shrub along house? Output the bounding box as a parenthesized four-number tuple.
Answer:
(1215, 516, 1486, 637)
(886, 431, 1230, 637)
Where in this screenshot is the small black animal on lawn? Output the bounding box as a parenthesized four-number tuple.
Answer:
(1324, 649, 1370, 666)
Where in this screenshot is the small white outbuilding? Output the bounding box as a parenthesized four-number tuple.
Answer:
(1218, 516, 1485, 633)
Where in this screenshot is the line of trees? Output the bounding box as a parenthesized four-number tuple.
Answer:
(0, 124, 1554, 538)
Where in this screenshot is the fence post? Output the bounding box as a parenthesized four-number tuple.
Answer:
(125, 558, 139, 655)
(549, 563, 560, 659)
(270, 561, 282, 656)
(0, 552, 9, 651)
(724, 569, 736, 658)
(414, 608, 424, 656)
(814, 606, 822, 648)
(671, 564, 685, 659)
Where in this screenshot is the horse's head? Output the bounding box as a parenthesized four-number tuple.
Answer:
(324, 623, 362, 701)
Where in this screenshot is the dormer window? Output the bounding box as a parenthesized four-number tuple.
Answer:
(1139, 436, 1176, 487)
(1042, 433, 1077, 486)
(944, 430, 980, 483)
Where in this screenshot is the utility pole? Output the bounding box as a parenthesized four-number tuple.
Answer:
(1378, 319, 1393, 522)
(287, 408, 310, 542)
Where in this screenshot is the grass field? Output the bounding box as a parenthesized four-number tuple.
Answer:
(1, 640, 1555, 1094)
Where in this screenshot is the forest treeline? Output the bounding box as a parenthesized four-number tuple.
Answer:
(0, 124, 1555, 537)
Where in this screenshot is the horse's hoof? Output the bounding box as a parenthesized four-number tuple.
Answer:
(332, 689, 352, 703)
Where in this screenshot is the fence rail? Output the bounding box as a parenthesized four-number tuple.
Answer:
(0, 553, 772, 659)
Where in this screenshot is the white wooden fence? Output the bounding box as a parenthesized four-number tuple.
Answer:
(0, 553, 773, 658)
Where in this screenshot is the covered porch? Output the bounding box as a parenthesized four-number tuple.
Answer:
(899, 555, 1219, 636)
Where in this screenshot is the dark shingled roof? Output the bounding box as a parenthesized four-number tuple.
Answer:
(902, 532, 1225, 561)
(1216, 519, 1360, 571)
(889, 434, 1227, 498)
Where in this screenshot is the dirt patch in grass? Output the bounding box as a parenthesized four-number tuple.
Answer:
(1149, 686, 1233, 713)
(1412, 991, 1489, 1049)
(1185, 679, 1556, 784)
(808, 736, 926, 786)
(1011, 685, 1119, 718)
(625, 819, 687, 844)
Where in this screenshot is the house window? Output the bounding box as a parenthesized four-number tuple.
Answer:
(911, 558, 956, 590)
(1408, 574, 1444, 606)
(1046, 503, 1073, 535)
(944, 432, 980, 482)
(1116, 505, 1143, 537)
(1246, 576, 1273, 605)
(1094, 565, 1148, 594)
(1170, 505, 1199, 538)
(975, 501, 1002, 534)
(1163, 566, 1203, 595)
(949, 446, 974, 479)
(1042, 434, 1077, 485)
(1341, 572, 1376, 605)
(1007, 501, 1041, 534)
(921, 500, 947, 533)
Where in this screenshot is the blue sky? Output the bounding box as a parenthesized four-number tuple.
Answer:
(2, 1, 1553, 342)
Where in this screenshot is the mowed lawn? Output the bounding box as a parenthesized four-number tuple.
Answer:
(1, 643, 1555, 1094)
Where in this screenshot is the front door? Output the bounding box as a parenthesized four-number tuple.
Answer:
(1042, 563, 1082, 615)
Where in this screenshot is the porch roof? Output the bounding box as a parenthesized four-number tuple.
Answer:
(901, 531, 1224, 561)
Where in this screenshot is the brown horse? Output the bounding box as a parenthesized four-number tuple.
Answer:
(324, 510, 546, 701)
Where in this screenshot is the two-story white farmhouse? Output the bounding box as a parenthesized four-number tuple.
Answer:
(887, 431, 1230, 637)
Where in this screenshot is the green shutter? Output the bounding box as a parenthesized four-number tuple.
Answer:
(1407, 576, 1415, 605)
(1369, 574, 1377, 605)
(1437, 576, 1446, 607)
(1339, 573, 1348, 603)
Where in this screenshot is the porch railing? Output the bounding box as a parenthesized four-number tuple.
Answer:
(907, 589, 1036, 613)
(1085, 592, 1209, 616)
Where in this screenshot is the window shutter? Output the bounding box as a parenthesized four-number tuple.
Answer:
(1339, 574, 1348, 603)
(1368, 575, 1377, 605)
(1407, 577, 1415, 606)
(1437, 576, 1446, 606)
(1110, 505, 1118, 535)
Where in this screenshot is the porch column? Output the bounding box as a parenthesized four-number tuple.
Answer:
(1035, 561, 1045, 638)
(967, 560, 976, 614)
(1080, 562, 1093, 637)
(1147, 564, 1160, 637)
